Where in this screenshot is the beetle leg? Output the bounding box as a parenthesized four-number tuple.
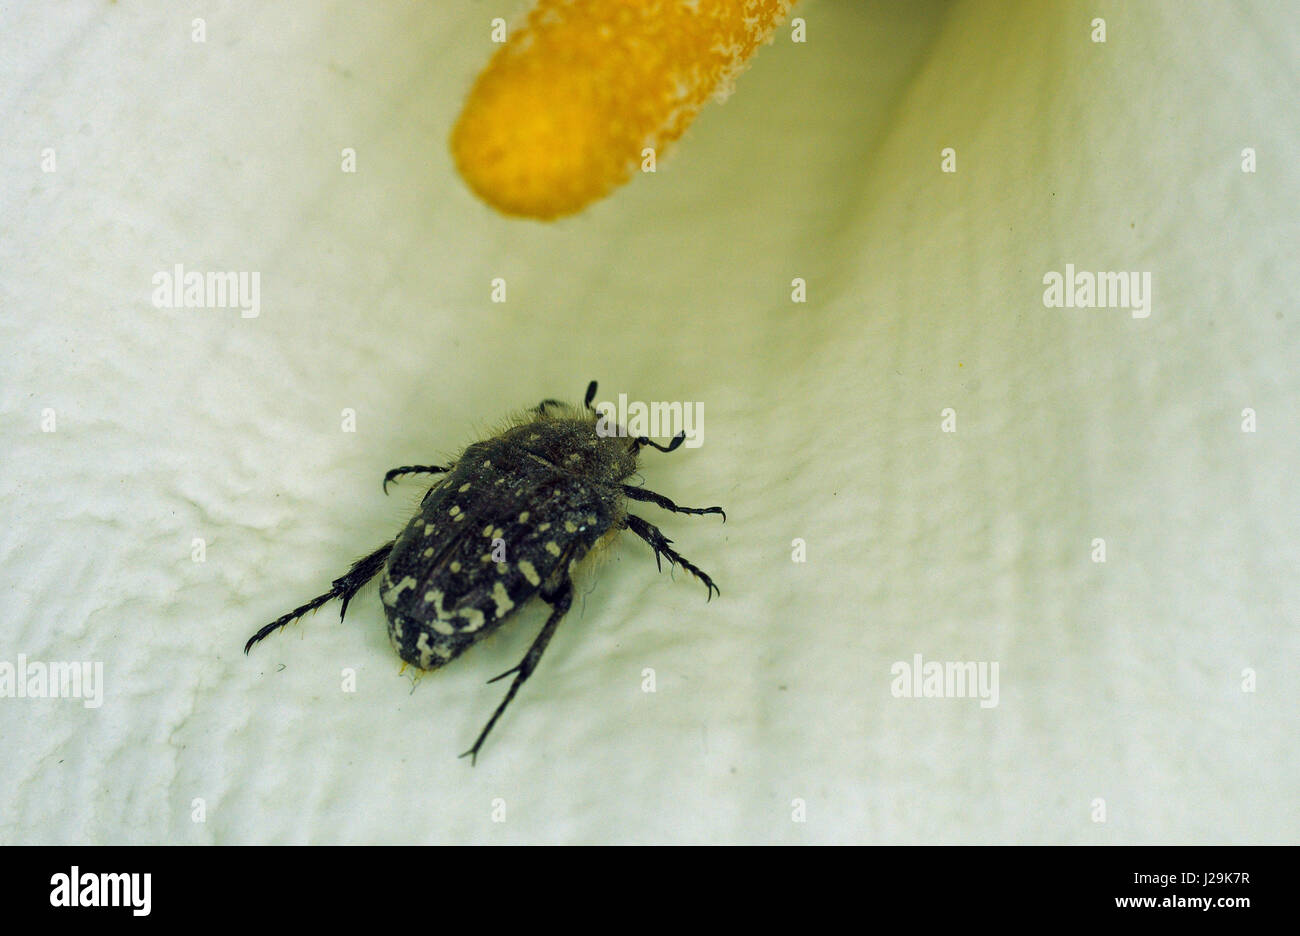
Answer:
(620, 484, 726, 522)
(624, 514, 720, 601)
(382, 465, 450, 494)
(460, 578, 574, 765)
(244, 540, 395, 654)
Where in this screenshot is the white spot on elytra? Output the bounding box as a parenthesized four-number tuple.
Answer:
(458, 606, 486, 632)
(382, 576, 418, 607)
(518, 560, 540, 586)
(545, 541, 561, 557)
(422, 589, 453, 620)
(415, 632, 435, 668)
(490, 581, 515, 616)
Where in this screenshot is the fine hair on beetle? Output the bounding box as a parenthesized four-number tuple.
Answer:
(245, 380, 724, 763)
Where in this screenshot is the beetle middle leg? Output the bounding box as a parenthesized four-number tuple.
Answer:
(244, 540, 395, 654)
(383, 465, 450, 494)
(460, 578, 574, 765)
(624, 514, 720, 600)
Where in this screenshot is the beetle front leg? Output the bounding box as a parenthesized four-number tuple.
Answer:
(620, 485, 726, 521)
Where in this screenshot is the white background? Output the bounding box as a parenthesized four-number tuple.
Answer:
(1, 0, 1296, 843)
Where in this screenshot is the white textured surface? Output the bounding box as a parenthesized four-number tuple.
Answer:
(1, 0, 1296, 844)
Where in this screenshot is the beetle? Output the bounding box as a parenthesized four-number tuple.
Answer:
(244, 381, 724, 763)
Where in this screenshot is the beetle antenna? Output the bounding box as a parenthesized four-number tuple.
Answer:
(631, 431, 685, 455)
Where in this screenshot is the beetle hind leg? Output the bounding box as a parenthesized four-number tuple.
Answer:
(459, 579, 574, 765)
(244, 540, 395, 654)
(624, 514, 720, 601)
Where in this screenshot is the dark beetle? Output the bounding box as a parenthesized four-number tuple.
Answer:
(245, 381, 723, 763)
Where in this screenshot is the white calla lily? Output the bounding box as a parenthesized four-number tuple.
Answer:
(0, 0, 1293, 844)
